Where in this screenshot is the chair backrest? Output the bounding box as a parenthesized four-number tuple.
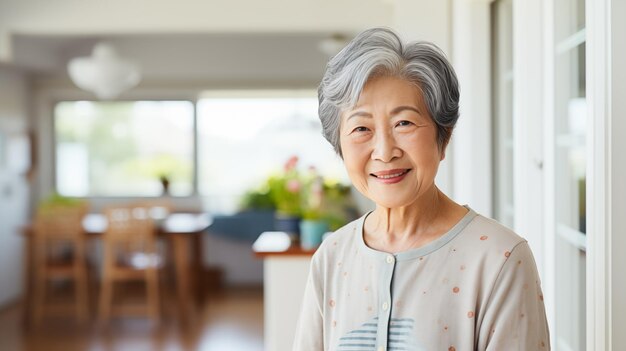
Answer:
(128, 198, 173, 219)
(103, 205, 155, 244)
(34, 204, 88, 240)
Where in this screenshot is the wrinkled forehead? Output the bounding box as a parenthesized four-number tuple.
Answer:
(339, 75, 431, 121)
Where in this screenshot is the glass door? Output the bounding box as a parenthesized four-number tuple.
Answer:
(552, 0, 586, 349)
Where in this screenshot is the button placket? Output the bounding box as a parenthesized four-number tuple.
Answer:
(377, 254, 395, 350)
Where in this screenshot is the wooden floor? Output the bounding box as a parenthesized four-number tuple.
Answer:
(0, 287, 264, 351)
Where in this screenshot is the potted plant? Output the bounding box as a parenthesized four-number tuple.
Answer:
(299, 169, 329, 250)
(159, 174, 170, 195)
(240, 156, 357, 247)
(267, 156, 303, 239)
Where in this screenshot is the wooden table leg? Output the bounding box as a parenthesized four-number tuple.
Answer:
(191, 233, 204, 306)
(21, 230, 33, 327)
(171, 234, 193, 321)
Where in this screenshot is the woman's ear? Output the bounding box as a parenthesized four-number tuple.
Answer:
(439, 140, 448, 161)
(439, 128, 452, 161)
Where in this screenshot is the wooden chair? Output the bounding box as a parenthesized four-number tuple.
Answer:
(32, 203, 89, 325)
(130, 198, 174, 215)
(98, 205, 161, 323)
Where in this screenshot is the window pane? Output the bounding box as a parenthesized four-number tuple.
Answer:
(555, 0, 585, 41)
(553, 0, 586, 348)
(54, 101, 194, 197)
(197, 93, 348, 214)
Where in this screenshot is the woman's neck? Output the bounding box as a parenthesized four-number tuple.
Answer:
(364, 186, 468, 253)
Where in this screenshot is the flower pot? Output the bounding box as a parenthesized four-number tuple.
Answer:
(299, 219, 329, 250)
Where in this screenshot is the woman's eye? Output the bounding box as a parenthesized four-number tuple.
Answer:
(352, 126, 369, 133)
(396, 120, 413, 127)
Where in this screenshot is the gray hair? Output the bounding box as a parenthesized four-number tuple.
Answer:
(318, 27, 460, 157)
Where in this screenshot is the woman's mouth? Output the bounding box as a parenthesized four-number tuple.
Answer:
(370, 169, 411, 184)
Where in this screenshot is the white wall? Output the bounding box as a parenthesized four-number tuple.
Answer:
(0, 66, 30, 307)
(450, 0, 493, 216)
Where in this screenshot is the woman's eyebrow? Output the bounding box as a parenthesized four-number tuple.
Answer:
(390, 105, 421, 115)
(346, 111, 373, 121)
(346, 106, 422, 120)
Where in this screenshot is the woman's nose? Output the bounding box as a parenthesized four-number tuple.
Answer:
(371, 131, 401, 162)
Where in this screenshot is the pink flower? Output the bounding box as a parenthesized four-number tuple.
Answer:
(284, 155, 299, 172)
(286, 179, 301, 193)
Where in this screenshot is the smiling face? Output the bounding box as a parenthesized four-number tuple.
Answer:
(339, 76, 444, 209)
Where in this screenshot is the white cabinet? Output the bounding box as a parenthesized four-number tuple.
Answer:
(263, 256, 311, 351)
(253, 231, 314, 351)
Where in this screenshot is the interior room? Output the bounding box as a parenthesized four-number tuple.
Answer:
(0, 0, 624, 350)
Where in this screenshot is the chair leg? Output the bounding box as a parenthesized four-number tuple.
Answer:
(99, 256, 113, 323)
(75, 263, 89, 323)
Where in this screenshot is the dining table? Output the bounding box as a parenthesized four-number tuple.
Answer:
(21, 212, 212, 323)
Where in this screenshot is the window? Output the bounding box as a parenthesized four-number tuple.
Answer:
(54, 93, 349, 213)
(54, 100, 195, 197)
(197, 91, 348, 214)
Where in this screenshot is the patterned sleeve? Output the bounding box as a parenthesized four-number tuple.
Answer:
(478, 241, 551, 350)
(292, 252, 325, 351)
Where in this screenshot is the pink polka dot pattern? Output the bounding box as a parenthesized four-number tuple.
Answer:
(467, 311, 475, 318)
(480, 235, 488, 240)
(449, 346, 456, 351)
(452, 287, 460, 293)
(504, 251, 511, 258)
(329, 299, 335, 308)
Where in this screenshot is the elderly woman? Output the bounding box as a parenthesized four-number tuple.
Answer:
(293, 28, 550, 351)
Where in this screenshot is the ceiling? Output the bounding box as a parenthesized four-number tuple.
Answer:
(11, 32, 344, 86)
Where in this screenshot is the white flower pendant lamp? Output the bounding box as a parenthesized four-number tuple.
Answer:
(68, 42, 141, 99)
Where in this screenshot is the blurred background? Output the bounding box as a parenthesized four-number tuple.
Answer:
(0, 0, 624, 350)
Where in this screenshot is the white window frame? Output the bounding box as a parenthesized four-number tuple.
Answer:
(511, 0, 625, 348)
(586, 0, 626, 349)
